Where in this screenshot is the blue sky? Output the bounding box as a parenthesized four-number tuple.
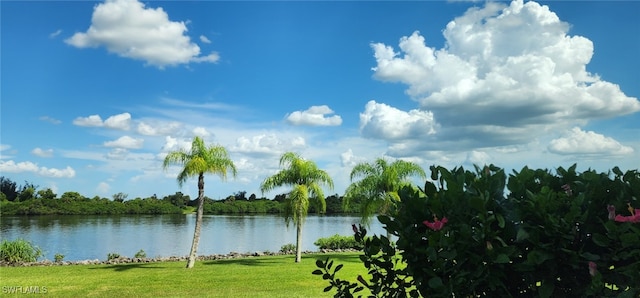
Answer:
(1, 0, 639, 200)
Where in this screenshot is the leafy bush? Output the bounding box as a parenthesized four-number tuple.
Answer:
(54, 253, 65, 262)
(315, 165, 640, 297)
(314, 234, 362, 250)
(107, 252, 121, 260)
(134, 249, 147, 258)
(280, 243, 296, 254)
(0, 239, 43, 263)
(314, 226, 416, 297)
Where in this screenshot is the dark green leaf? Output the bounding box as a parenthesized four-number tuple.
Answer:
(312, 269, 323, 275)
(428, 277, 443, 289)
(580, 252, 600, 261)
(469, 197, 484, 212)
(612, 166, 623, 176)
(335, 264, 343, 272)
(539, 281, 554, 298)
(323, 285, 333, 292)
(516, 228, 529, 242)
(424, 181, 437, 198)
(495, 254, 510, 264)
(620, 233, 640, 248)
(592, 233, 610, 247)
(496, 213, 505, 228)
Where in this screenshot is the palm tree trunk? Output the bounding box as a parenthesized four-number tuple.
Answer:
(186, 173, 205, 268)
(295, 220, 303, 263)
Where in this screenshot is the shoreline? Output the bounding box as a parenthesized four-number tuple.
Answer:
(0, 248, 360, 267)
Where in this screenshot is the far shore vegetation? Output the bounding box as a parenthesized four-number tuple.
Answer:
(0, 176, 363, 216)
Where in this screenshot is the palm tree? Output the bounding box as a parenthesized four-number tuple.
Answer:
(163, 136, 237, 268)
(260, 152, 333, 263)
(344, 158, 426, 230)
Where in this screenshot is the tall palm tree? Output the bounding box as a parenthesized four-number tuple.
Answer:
(163, 136, 237, 268)
(344, 158, 426, 228)
(260, 152, 333, 263)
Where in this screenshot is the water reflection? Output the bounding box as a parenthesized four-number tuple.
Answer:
(0, 214, 384, 261)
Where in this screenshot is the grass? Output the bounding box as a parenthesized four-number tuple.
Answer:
(0, 253, 365, 297)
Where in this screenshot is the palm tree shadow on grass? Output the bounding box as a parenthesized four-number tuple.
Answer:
(202, 258, 272, 266)
(311, 253, 362, 264)
(201, 253, 363, 267)
(89, 263, 166, 272)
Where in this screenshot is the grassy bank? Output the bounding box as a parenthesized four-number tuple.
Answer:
(0, 253, 364, 297)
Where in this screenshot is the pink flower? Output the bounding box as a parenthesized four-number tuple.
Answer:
(614, 206, 640, 223)
(588, 261, 597, 277)
(607, 205, 617, 220)
(423, 216, 448, 231)
(561, 184, 572, 196)
(614, 209, 640, 223)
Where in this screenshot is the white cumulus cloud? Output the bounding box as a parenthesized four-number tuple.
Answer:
(73, 112, 131, 130)
(65, 0, 219, 68)
(104, 136, 144, 149)
(359, 100, 437, 140)
(0, 160, 75, 178)
(104, 113, 131, 130)
(106, 148, 130, 160)
(548, 127, 634, 156)
(369, 0, 639, 152)
(200, 35, 211, 44)
(465, 150, 491, 166)
(32, 148, 54, 158)
(136, 120, 182, 136)
(97, 182, 110, 194)
(73, 114, 103, 127)
(286, 105, 342, 126)
(192, 127, 211, 137)
(161, 136, 192, 152)
(232, 134, 306, 156)
(340, 149, 367, 168)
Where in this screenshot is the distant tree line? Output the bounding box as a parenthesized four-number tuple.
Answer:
(0, 177, 362, 216)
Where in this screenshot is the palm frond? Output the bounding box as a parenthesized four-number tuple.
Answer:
(163, 136, 237, 187)
(261, 151, 333, 223)
(345, 157, 425, 221)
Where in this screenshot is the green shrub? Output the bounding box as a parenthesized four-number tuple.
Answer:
(314, 234, 362, 250)
(315, 165, 640, 297)
(280, 243, 296, 254)
(54, 253, 65, 262)
(0, 239, 43, 263)
(107, 253, 121, 260)
(134, 249, 147, 258)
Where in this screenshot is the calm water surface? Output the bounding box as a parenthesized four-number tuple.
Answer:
(0, 214, 385, 261)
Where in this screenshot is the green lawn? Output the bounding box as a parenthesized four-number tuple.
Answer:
(0, 253, 364, 297)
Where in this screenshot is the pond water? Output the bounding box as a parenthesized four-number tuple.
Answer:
(0, 214, 385, 261)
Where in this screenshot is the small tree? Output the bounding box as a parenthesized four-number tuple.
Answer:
(112, 192, 128, 203)
(0, 177, 18, 201)
(261, 152, 333, 263)
(17, 187, 36, 202)
(344, 158, 426, 225)
(163, 136, 237, 269)
(37, 188, 56, 200)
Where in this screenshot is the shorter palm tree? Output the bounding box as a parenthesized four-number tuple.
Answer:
(163, 136, 237, 268)
(260, 152, 333, 263)
(344, 158, 426, 230)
